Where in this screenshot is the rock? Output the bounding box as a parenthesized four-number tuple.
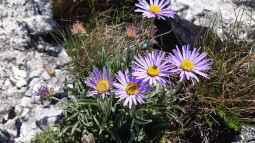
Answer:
(10, 66, 27, 88)
(0, 97, 64, 143)
(0, 49, 70, 118)
(172, 0, 255, 41)
(0, 0, 55, 50)
(0, 118, 17, 137)
(233, 126, 255, 143)
(15, 105, 63, 143)
(0, 129, 15, 143)
(0, 0, 71, 142)
(7, 107, 16, 120)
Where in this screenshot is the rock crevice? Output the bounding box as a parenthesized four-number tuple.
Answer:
(0, 0, 70, 142)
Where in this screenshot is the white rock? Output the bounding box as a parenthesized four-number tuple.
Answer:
(41, 71, 52, 80)
(11, 66, 27, 88)
(0, 0, 71, 142)
(19, 97, 33, 108)
(172, 0, 255, 40)
(15, 105, 63, 143)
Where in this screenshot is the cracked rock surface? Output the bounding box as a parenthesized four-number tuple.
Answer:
(0, 0, 70, 142)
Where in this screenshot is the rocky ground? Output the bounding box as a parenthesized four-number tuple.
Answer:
(0, 0, 70, 142)
(0, 0, 254, 143)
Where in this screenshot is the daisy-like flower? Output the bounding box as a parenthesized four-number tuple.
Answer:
(85, 67, 113, 98)
(135, 0, 175, 20)
(114, 70, 149, 109)
(169, 45, 213, 84)
(132, 50, 172, 86)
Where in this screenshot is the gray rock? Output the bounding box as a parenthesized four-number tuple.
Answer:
(0, 129, 15, 143)
(15, 104, 63, 143)
(233, 126, 255, 143)
(0, 0, 55, 50)
(172, 0, 255, 41)
(0, 49, 70, 119)
(0, 99, 64, 143)
(0, 0, 71, 142)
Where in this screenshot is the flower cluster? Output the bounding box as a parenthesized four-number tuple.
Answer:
(83, 0, 212, 109)
(85, 45, 212, 109)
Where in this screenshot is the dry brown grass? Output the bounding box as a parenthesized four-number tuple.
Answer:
(65, 19, 154, 76)
(196, 27, 255, 121)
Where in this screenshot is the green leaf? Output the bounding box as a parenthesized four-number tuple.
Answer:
(216, 106, 241, 131)
(71, 122, 80, 135)
(134, 118, 152, 125)
(225, 115, 241, 131)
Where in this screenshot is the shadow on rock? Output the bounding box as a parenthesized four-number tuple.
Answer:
(153, 15, 222, 52)
(0, 129, 15, 143)
(233, 0, 255, 8)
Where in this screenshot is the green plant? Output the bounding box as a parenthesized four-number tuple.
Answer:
(44, 2, 255, 142)
(32, 127, 61, 143)
(58, 79, 184, 143)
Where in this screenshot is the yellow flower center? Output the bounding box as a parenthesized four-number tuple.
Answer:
(125, 82, 140, 95)
(149, 5, 161, 13)
(96, 80, 109, 93)
(180, 59, 194, 71)
(147, 65, 160, 77)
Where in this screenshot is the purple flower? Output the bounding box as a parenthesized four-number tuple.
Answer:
(32, 85, 52, 97)
(135, 0, 176, 20)
(169, 45, 213, 84)
(84, 67, 113, 98)
(132, 50, 172, 86)
(113, 70, 149, 109)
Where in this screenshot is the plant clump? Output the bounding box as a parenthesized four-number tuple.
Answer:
(34, 0, 255, 142)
